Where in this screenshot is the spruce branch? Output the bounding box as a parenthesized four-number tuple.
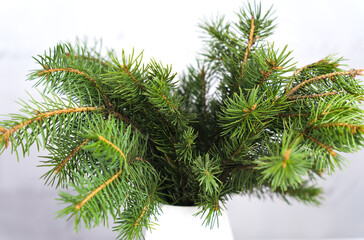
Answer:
(1, 106, 99, 147)
(286, 69, 364, 97)
(54, 138, 90, 174)
(313, 122, 364, 134)
(58, 165, 129, 230)
(256, 131, 312, 191)
(133, 194, 152, 227)
(105, 50, 147, 104)
(38, 67, 112, 107)
(194, 188, 228, 228)
(39, 136, 94, 188)
(0, 90, 102, 158)
(120, 63, 146, 92)
(294, 58, 333, 76)
(31, 43, 113, 108)
(254, 44, 294, 86)
(285, 57, 341, 93)
(304, 134, 336, 157)
(75, 170, 123, 210)
(192, 154, 222, 195)
(57, 116, 156, 233)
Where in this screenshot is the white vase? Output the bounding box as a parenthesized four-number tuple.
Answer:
(145, 204, 234, 240)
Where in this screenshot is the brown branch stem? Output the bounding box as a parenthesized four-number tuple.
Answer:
(98, 135, 127, 160)
(159, 92, 179, 112)
(241, 17, 255, 79)
(304, 134, 336, 157)
(120, 65, 146, 91)
(286, 69, 363, 97)
(55, 139, 90, 174)
(258, 65, 282, 86)
(1, 107, 99, 149)
(308, 104, 331, 125)
(294, 59, 330, 76)
(313, 122, 364, 134)
(288, 91, 345, 100)
(38, 68, 112, 107)
(134, 195, 152, 227)
(277, 113, 310, 118)
(75, 170, 122, 210)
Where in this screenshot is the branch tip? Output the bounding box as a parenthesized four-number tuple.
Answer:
(241, 16, 256, 78)
(0, 127, 6, 134)
(282, 148, 290, 168)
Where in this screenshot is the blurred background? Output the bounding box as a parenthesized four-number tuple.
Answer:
(0, 0, 363, 239)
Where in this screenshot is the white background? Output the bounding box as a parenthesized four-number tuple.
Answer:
(0, 0, 364, 239)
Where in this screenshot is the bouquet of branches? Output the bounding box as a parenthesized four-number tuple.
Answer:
(1, 2, 363, 240)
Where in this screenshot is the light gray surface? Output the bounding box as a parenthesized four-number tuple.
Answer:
(1, 0, 364, 239)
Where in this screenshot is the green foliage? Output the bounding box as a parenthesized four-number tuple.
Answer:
(192, 154, 222, 195)
(219, 87, 282, 138)
(175, 127, 198, 164)
(1, 2, 364, 240)
(113, 160, 162, 240)
(256, 131, 312, 191)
